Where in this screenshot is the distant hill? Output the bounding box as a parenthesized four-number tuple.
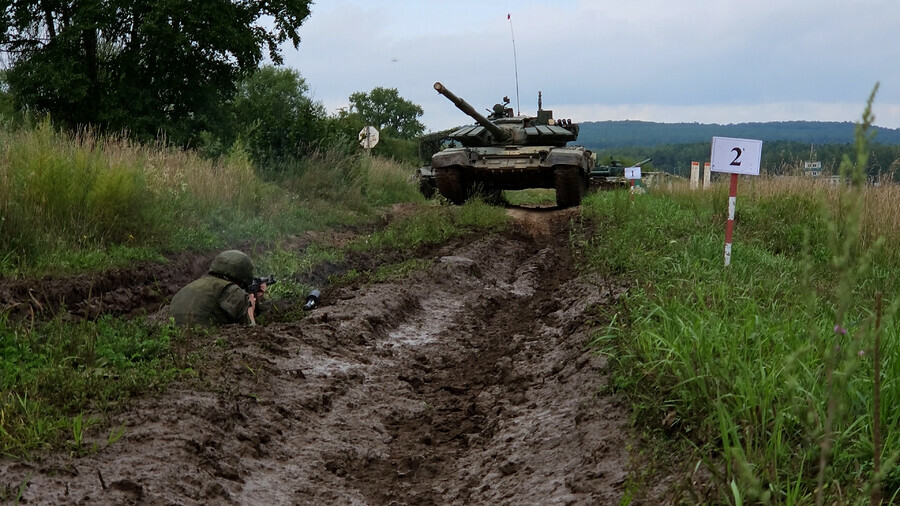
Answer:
(577, 120, 900, 150)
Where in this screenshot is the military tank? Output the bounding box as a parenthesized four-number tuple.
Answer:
(423, 82, 594, 208)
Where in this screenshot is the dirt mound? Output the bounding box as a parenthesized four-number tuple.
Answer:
(1, 207, 668, 504)
(0, 225, 367, 321)
(0, 251, 218, 320)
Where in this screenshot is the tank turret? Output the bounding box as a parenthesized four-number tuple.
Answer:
(434, 82, 509, 143)
(433, 82, 578, 147)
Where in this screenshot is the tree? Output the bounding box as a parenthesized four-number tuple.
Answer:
(0, 0, 311, 145)
(0, 70, 14, 120)
(348, 87, 425, 140)
(209, 65, 326, 167)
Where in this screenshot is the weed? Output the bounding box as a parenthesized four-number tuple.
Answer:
(106, 424, 126, 447)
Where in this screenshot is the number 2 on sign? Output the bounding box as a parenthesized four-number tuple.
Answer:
(710, 136, 761, 176)
(731, 147, 742, 166)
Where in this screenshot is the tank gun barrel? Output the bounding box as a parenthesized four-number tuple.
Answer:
(434, 82, 509, 143)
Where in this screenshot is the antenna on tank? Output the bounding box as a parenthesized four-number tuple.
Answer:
(507, 13, 520, 115)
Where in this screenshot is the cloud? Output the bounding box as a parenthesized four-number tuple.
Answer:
(285, 0, 900, 130)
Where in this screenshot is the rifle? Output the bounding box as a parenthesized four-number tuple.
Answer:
(247, 275, 277, 294)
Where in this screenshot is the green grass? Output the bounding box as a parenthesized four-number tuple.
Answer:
(0, 314, 192, 457)
(580, 88, 900, 503)
(350, 199, 508, 252)
(369, 258, 434, 283)
(504, 188, 556, 206)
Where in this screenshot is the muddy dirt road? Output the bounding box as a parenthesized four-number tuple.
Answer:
(0, 206, 672, 505)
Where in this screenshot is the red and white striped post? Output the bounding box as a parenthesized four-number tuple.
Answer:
(723, 173, 739, 266)
(710, 137, 763, 267)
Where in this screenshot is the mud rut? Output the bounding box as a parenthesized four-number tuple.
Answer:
(1, 207, 653, 505)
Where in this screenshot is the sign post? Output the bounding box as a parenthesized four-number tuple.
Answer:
(710, 136, 763, 266)
(624, 165, 641, 204)
(623, 158, 650, 203)
(358, 126, 379, 155)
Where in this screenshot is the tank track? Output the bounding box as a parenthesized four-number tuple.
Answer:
(554, 165, 586, 208)
(436, 166, 467, 204)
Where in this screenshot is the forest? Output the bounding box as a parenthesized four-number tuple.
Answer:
(579, 119, 900, 148)
(580, 121, 900, 179)
(593, 139, 900, 179)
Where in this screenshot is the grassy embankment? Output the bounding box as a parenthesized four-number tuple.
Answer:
(581, 96, 900, 503)
(0, 121, 508, 458)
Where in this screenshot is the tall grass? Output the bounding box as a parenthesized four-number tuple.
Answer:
(0, 120, 421, 276)
(584, 90, 900, 503)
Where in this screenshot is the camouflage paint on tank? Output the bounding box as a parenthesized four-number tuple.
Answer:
(426, 82, 594, 208)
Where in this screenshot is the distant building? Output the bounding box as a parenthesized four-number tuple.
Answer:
(803, 160, 822, 178)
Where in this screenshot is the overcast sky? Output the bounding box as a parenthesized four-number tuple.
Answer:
(282, 0, 900, 132)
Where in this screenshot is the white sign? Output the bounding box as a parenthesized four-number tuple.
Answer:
(710, 137, 762, 176)
(624, 166, 641, 180)
(359, 126, 379, 149)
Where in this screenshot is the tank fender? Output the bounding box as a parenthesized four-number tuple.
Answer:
(546, 147, 590, 168)
(431, 149, 470, 169)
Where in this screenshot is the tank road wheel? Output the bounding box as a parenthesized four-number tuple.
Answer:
(554, 165, 587, 208)
(418, 174, 437, 199)
(436, 166, 467, 204)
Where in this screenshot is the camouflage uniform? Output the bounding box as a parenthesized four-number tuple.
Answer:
(170, 250, 255, 326)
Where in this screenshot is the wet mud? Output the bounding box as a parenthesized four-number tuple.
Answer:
(0, 206, 683, 504)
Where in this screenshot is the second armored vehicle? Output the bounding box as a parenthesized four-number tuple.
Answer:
(424, 82, 594, 208)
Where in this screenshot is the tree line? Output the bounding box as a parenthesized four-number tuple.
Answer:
(5, 0, 897, 181)
(578, 120, 900, 149)
(0, 0, 427, 170)
(593, 140, 900, 180)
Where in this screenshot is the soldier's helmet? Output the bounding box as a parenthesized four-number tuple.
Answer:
(209, 250, 253, 286)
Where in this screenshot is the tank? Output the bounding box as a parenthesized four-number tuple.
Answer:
(589, 157, 652, 190)
(423, 82, 594, 208)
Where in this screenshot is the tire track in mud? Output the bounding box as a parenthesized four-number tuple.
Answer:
(2, 208, 635, 505)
